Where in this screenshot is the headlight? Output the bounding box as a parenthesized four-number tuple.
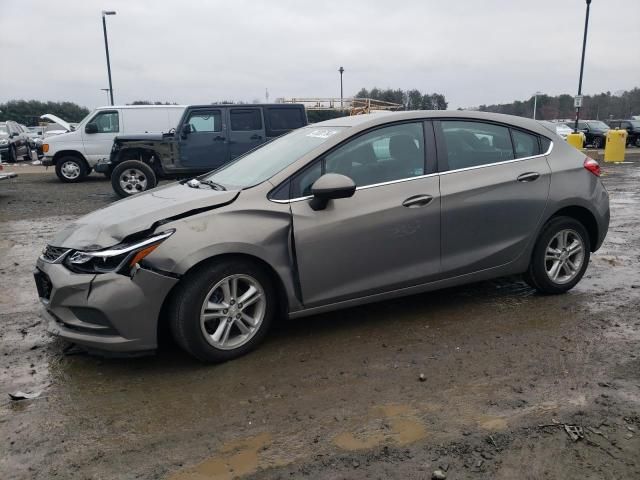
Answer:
(0, 138, 8, 145)
(64, 230, 174, 274)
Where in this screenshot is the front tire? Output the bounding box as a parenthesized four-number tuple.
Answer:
(169, 259, 276, 363)
(593, 136, 603, 149)
(7, 145, 18, 163)
(111, 160, 157, 197)
(23, 145, 33, 161)
(55, 156, 87, 183)
(524, 216, 590, 294)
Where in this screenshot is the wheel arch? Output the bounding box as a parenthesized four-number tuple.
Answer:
(116, 147, 162, 174)
(157, 252, 290, 345)
(547, 205, 599, 252)
(52, 150, 88, 166)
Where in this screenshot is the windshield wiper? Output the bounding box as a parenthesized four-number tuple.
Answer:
(183, 178, 226, 191)
(200, 179, 226, 191)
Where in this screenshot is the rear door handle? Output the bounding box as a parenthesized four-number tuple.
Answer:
(250, 134, 262, 140)
(517, 172, 540, 183)
(402, 194, 433, 208)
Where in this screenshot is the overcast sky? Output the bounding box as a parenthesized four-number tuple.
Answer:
(1, 0, 638, 110)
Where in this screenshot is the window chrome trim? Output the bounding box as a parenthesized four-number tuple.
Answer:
(438, 140, 553, 176)
(269, 140, 553, 204)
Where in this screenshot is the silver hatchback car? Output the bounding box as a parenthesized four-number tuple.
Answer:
(34, 111, 609, 362)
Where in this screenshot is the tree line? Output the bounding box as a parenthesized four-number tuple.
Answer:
(477, 88, 640, 120)
(355, 87, 448, 110)
(0, 100, 90, 125)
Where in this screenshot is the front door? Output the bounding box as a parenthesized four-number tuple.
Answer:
(81, 110, 120, 164)
(291, 121, 441, 307)
(227, 107, 266, 160)
(179, 108, 228, 170)
(435, 119, 551, 276)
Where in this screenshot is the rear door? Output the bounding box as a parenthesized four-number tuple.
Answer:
(178, 108, 228, 170)
(264, 106, 307, 138)
(435, 119, 551, 276)
(227, 107, 266, 160)
(291, 121, 441, 307)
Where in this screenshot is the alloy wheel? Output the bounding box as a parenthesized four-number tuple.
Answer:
(119, 168, 148, 194)
(545, 229, 585, 284)
(199, 274, 266, 350)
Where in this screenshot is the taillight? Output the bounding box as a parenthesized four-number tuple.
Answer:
(583, 157, 601, 177)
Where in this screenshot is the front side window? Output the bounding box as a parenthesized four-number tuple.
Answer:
(92, 111, 119, 133)
(187, 111, 221, 132)
(512, 129, 540, 158)
(291, 122, 426, 196)
(441, 120, 514, 170)
(230, 109, 262, 131)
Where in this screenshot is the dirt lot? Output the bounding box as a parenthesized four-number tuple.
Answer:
(1, 159, 639, 480)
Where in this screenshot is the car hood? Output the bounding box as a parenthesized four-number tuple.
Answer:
(50, 183, 240, 249)
(40, 114, 72, 132)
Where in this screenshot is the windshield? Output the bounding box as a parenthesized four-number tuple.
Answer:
(587, 121, 609, 130)
(629, 120, 640, 128)
(203, 126, 347, 189)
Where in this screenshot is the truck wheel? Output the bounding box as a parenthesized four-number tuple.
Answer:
(55, 156, 87, 183)
(112, 160, 157, 197)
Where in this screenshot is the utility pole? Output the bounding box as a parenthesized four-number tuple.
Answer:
(574, 0, 592, 132)
(338, 66, 344, 110)
(532, 91, 542, 119)
(102, 10, 117, 106)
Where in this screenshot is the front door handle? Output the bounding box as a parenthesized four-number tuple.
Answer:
(517, 172, 540, 183)
(402, 194, 433, 208)
(250, 134, 262, 140)
(213, 136, 226, 142)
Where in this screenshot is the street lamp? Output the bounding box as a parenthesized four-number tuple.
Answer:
(574, 0, 592, 132)
(532, 91, 543, 119)
(102, 10, 116, 106)
(338, 66, 344, 110)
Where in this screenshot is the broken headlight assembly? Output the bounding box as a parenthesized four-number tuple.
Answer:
(64, 230, 175, 274)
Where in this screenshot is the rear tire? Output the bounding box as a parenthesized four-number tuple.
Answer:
(111, 160, 157, 197)
(55, 156, 87, 183)
(169, 259, 276, 363)
(524, 216, 590, 294)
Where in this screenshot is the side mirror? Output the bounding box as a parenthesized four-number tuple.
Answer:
(85, 123, 98, 134)
(11, 132, 19, 138)
(181, 123, 192, 138)
(309, 173, 356, 211)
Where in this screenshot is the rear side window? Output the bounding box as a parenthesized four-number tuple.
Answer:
(440, 120, 514, 170)
(264, 107, 306, 136)
(230, 109, 262, 131)
(511, 129, 540, 158)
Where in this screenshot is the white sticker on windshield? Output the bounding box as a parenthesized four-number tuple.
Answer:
(306, 129, 340, 139)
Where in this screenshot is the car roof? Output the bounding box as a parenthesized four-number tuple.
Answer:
(313, 110, 554, 137)
(95, 105, 188, 110)
(187, 103, 304, 109)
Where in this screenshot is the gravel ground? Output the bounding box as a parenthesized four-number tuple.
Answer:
(0, 159, 639, 480)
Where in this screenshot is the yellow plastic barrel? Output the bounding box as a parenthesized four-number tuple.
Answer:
(567, 132, 584, 150)
(604, 129, 627, 163)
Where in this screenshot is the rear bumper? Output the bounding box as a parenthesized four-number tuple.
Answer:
(36, 258, 179, 352)
(94, 159, 111, 173)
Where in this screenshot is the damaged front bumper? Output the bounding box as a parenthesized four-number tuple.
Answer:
(35, 257, 178, 353)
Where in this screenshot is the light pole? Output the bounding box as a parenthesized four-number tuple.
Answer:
(574, 0, 592, 132)
(100, 88, 110, 104)
(102, 10, 116, 106)
(338, 66, 344, 110)
(532, 91, 543, 119)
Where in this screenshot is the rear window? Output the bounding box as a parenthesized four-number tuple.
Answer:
(264, 107, 306, 136)
(512, 129, 540, 158)
(230, 109, 262, 131)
